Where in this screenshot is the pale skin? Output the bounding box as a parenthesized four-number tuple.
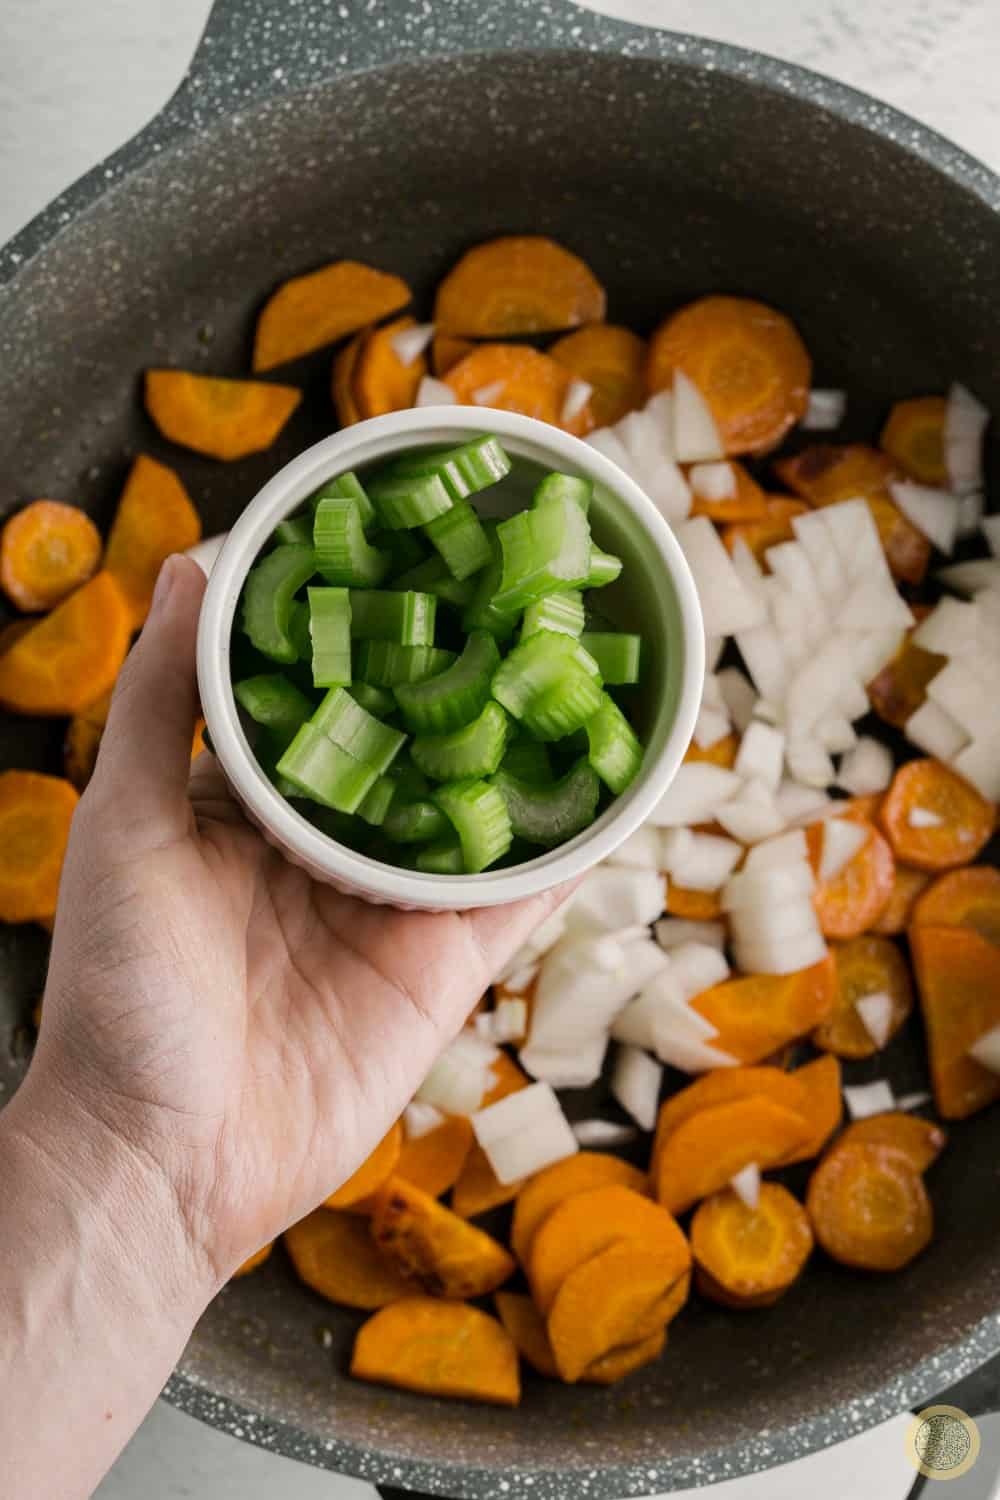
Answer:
(0, 555, 565, 1500)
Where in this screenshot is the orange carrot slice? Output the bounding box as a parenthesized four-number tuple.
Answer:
(252, 260, 411, 371)
(835, 1114, 947, 1174)
(691, 1183, 813, 1307)
(651, 1066, 809, 1180)
(431, 333, 475, 377)
(0, 770, 79, 924)
(435, 236, 605, 336)
(647, 296, 811, 455)
(665, 883, 723, 920)
(549, 323, 645, 427)
(145, 371, 301, 460)
(583, 1327, 667, 1384)
(325, 1122, 402, 1210)
(232, 1243, 274, 1278)
(494, 1292, 666, 1385)
(721, 497, 808, 565)
(813, 936, 913, 1058)
(396, 1115, 474, 1199)
(371, 1176, 515, 1298)
(1, 500, 101, 612)
(880, 759, 994, 872)
(684, 732, 740, 769)
(0, 619, 32, 656)
(779, 1055, 843, 1164)
(285, 1208, 416, 1308)
(351, 1298, 520, 1406)
(867, 632, 945, 729)
(451, 1142, 521, 1220)
(691, 957, 837, 1064)
(871, 865, 932, 935)
(910, 924, 1000, 1119)
(880, 396, 948, 486)
(510, 1152, 648, 1265)
(806, 821, 895, 940)
(690, 461, 769, 523)
(654, 1097, 809, 1215)
(331, 328, 367, 427)
(0, 571, 130, 717)
(354, 315, 428, 419)
(806, 1141, 932, 1271)
(863, 494, 932, 586)
(445, 344, 592, 434)
(104, 456, 202, 628)
(910, 866, 1000, 944)
(547, 1242, 684, 1383)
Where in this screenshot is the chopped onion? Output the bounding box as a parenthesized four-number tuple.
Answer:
(672, 369, 725, 461)
(908, 806, 944, 830)
(926, 659, 991, 736)
(564, 867, 665, 934)
(669, 832, 742, 892)
(855, 991, 893, 1049)
(403, 1100, 445, 1141)
(905, 699, 969, 761)
(715, 787, 787, 844)
(895, 1091, 932, 1112)
(843, 1080, 895, 1121)
(784, 638, 858, 738)
(473, 379, 506, 406)
(734, 721, 785, 791)
(649, 763, 743, 828)
(735, 622, 788, 706)
(498, 962, 538, 995)
(476, 998, 528, 1045)
(518, 1039, 609, 1090)
(417, 1048, 493, 1115)
(839, 569, 915, 631)
(729, 1162, 761, 1211)
(586, 426, 634, 472)
(944, 381, 989, 496)
(889, 480, 961, 555)
(690, 461, 736, 501)
(560, 377, 594, 426)
(668, 941, 730, 1001)
(390, 320, 435, 365)
(660, 826, 696, 874)
(912, 597, 980, 657)
(981, 514, 1000, 558)
(775, 780, 833, 825)
(819, 817, 869, 881)
(837, 737, 894, 797)
(705, 635, 725, 672)
(744, 828, 808, 872)
(606, 826, 664, 870)
(655, 1034, 740, 1073)
(677, 516, 766, 637)
(572, 1118, 637, 1147)
(787, 738, 836, 790)
(415, 375, 459, 407)
(817, 715, 858, 755)
(950, 736, 1000, 801)
(185, 532, 228, 577)
(528, 932, 668, 1072)
(793, 510, 848, 600)
(611, 1044, 663, 1131)
(958, 492, 984, 537)
(607, 401, 692, 521)
(733, 926, 828, 976)
(472, 1082, 578, 1183)
(722, 861, 815, 913)
(822, 499, 885, 579)
(612, 967, 716, 1052)
(654, 917, 727, 953)
(693, 704, 732, 750)
(716, 667, 757, 734)
(802, 388, 847, 431)
(937, 557, 1000, 596)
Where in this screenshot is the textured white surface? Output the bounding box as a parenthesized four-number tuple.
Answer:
(2, 0, 997, 1497)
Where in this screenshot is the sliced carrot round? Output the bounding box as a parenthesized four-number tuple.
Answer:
(0, 571, 131, 717)
(548, 323, 645, 427)
(813, 936, 913, 1059)
(0, 619, 32, 656)
(354, 315, 428, 419)
(863, 494, 931, 586)
(871, 865, 933, 935)
(253, 260, 411, 371)
(371, 1175, 515, 1298)
(511, 1151, 647, 1264)
(1, 500, 102, 612)
(690, 461, 769, 523)
(806, 1141, 932, 1272)
(145, 370, 301, 461)
(880, 759, 994, 872)
(652, 1066, 809, 1178)
(445, 343, 592, 434)
(867, 632, 945, 729)
(351, 1297, 520, 1406)
(231, 1242, 274, 1278)
(880, 396, 948, 486)
(806, 821, 895, 940)
(779, 1055, 843, 1165)
(583, 1326, 667, 1384)
(691, 957, 837, 1065)
(451, 1141, 520, 1220)
(655, 1097, 810, 1216)
(494, 1291, 560, 1378)
(435, 236, 606, 337)
(395, 1115, 473, 1199)
(285, 1208, 415, 1308)
(910, 924, 1000, 1120)
(721, 496, 807, 565)
(691, 1183, 813, 1306)
(836, 1113, 947, 1174)
(647, 295, 811, 454)
(103, 456, 202, 629)
(911, 866, 1000, 944)
(547, 1241, 683, 1383)
(774, 443, 899, 505)
(325, 1121, 402, 1209)
(331, 327, 367, 427)
(0, 770, 79, 924)
(431, 332, 475, 377)
(665, 882, 723, 920)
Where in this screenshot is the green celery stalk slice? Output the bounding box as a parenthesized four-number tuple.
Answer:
(308, 586, 352, 688)
(354, 642, 456, 688)
(414, 839, 465, 874)
(423, 500, 493, 580)
(234, 673, 314, 749)
(491, 630, 600, 720)
(311, 686, 406, 775)
(357, 775, 397, 827)
(241, 543, 317, 663)
(274, 513, 314, 546)
(314, 497, 390, 586)
(533, 472, 592, 514)
(433, 778, 513, 872)
(311, 470, 376, 531)
(383, 799, 451, 844)
(384, 435, 512, 502)
(492, 758, 600, 846)
(493, 490, 592, 612)
(349, 682, 396, 718)
(394, 630, 501, 735)
(410, 702, 511, 782)
(390, 555, 476, 608)
(579, 630, 641, 685)
(585, 692, 643, 794)
(522, 666, 604, 741)
(584, 546, 623, 589)
(276, 723, 378, 812)
(522, 589, 585, 639)
(348, 589, 437, 646)
(367, 469, 453, 530)
(462, 524, 520, 641)
(499, 735, 553, 784)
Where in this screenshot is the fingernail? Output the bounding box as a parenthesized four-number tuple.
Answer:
(150, 556, 177, 614)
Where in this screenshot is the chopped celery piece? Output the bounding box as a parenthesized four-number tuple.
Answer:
(386, 759, 431, 803)
(372, 527, 428, 577)
(367, 469, 453, 530)
(500, 735, 552, 784)
(241, 543, 316, 663)
(493, 759, 600, 846)
(257, 727, 304, 797)
(234, 674, 314, 749)
(391, 555, 476, 608)
(275, 514, 313, 546)
(357, 775, 396, 827)
(433, 778, 513, 873)
(311, 686, 406, 774)
(314, 497, 389, 587)
(348, 589, 437, 645)
(462, 527, 520, 642)
(411, 702, 511, 782)
(534, 472, 592, 514)
(276, 723, 378, 812)
(494, 490, 592, 612)
(584, 546, 623, 588)
(354, 642, 456, 688)
(311, 470, 375, 531)
(414, 839, 465, 874)
(308, 586, 352, 687)
(585, 692, 643, 794)
(525, 671, 604, 741)
(288, 600, 312, 663)
(521, 589, 584, 639)
(349, 682, 396, 718)
(383, 799, 450, 844)
(580, 630, 642, 685)
(423, 500, 492, 580)
(394, 630, 500, 735)
(384, 435, 512, 502)
(492, 630, 603, 740)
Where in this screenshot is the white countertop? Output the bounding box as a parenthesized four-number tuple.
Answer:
(2, 2, 998, 1497)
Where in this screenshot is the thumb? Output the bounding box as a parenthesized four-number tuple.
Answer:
(90, 555, 207, 841)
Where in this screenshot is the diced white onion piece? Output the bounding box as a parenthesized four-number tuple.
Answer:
(950, 737, 1000, 801)
(563, 867, 666, 935)
(690, 461, 736, 501)
(802, 388, 847, 431)
(855, 991, 893, 1050)
(473, 379, 506, 406)
(612, 971, 713, 1053)
(927, 659, 992, 736)
(657, 1034, 740, 1073)
(729, 897, 820, 946)
(775, 779, 834, 825)
(403, 1100, 445, 1141)
(817, 715, 858, 755)
(518, 1039, 608, 1089)
(766, 540, 820, 600)
(911, 598, 980, 657)
(693, 704, 732, 750)
(733, 927, 828, 976)
(472, 1079, 560, 1147)
(560, 377, 594, 426)
(660, 826, 696, 875)
(572, 1119, 637, 1147)
(822, 499, 886, 579)
(744, 829, 809, 872)
(908, 807, 943, 830)
(843, 1081, 895, 1121)
(527, 934, 663, 1071)
(968, 1024, 1000, 1073)
(417, 1054, 492, 1116)
(944, 382, 989, 496)
(668, 942, 731, 1001)
(895, 1091, 932, 1112)
(672, 369, 725, 461)
(730, 534, 765, 592)
(852, 629, 908, 686)
(390, 321, 435, 365)
(716, 667, 757, 734)
(905, 699, 969, 761)
(612, 403, 692, 521)
(958, 492, 984, 537)
(784, 638, 858, 737)
(676, 516, 766, 637)
(669, 833, 743, 892)
(654, 917, 727, 953)
(837, 737, 894, 797)
(735, 623, 788, 706)
(586, 426, 634, 471)
(734, 721, 785, 791)
(793, 510, 848, 600)
(715, 788, 787, 844)
(937, 558, 1000, 596)
(753, 698, 782, 726)
(722, 861, 815, 913)
(644, 390, 679, 459)
(649, 764, 743, 828)
(476, 998, 528, 1045)
(611, 1044, 663, 1131)
(185, 532, 228, 577)
(702, 672, 726, 710)
(889, 479, 961, 555)
(605, 826, 663, 870)
(729, 1162, 761, 1211)
(473, 1082, 578, 1183)
(981, 515, 1000, 558)
(787, 738, 836, 790)
(497, 962, 538, 995)
(837, 569, 914, 632)
(818, 816, 868, 881)
(415, 375, 459, 407)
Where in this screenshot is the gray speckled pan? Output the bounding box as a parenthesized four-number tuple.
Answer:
(2, 1, 1000, 1495)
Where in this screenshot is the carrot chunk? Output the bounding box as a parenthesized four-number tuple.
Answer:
(145, 370, 301, 460)
(692, 1183, 813, 1307)
(911, 924, 1000, 1119)
(445, 344, 592, 434)
(331, 328, 366, 427)
(510, 1152, 648, 1265)
(371, 1176, 515, 1298)
(0, 571, 130, 716)
(583, 1327, 667, 1384)
(253, 260, 411, 371)
(655, 1097, 809, 1215)
(779, 1055, 843, 1164)
(431, 333, 475, 377)
(0, 620, 32, 656)
(0, 770, 79, 924)
(549, 324, 646, 428)
(285, 1208, 416, 1308)
(1, 500, 101, 612)
(867, 632, 945, 730)
(325, 1122, 402, 1209)
(528, 1184, 689, 1315)
(351, 1297, 520, 1406)
(434, 236, 605, 337)
(871, 865, 932, 936)
(721, 497, 808, 565)
(651, 1066, 809, 1180)
(880, 759, 994, 872)
(691, 957, 837, 1065)
(910, 866, 1000, 944)
(354, 315, 428, 419)
(495, 1291, 665, 1385)
(836, 1114, 947, 1174)
(396, 1115, 473, 1200)
(547, 1242, 684, 1383)
(104, 456, 202, 628)
(813, 936, 913, 1059)
(451, 1142, 520, 1219)
(647, 296, 811, 455)
(806, 1142, 932, 1271)
(806, 821, 895, 940)
(880, 396, 948, 486)
(864, 494, 932, 585)
(665, 883, 723, 920)
(690, 461, 769, 523)
(684, 732, 740, 769)
(231, 1243, 274, 1278)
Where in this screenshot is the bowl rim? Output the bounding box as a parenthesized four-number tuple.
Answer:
(196, 406, 704, 909)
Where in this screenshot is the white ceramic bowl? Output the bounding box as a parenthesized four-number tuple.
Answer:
(197, 407, 704, 909)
